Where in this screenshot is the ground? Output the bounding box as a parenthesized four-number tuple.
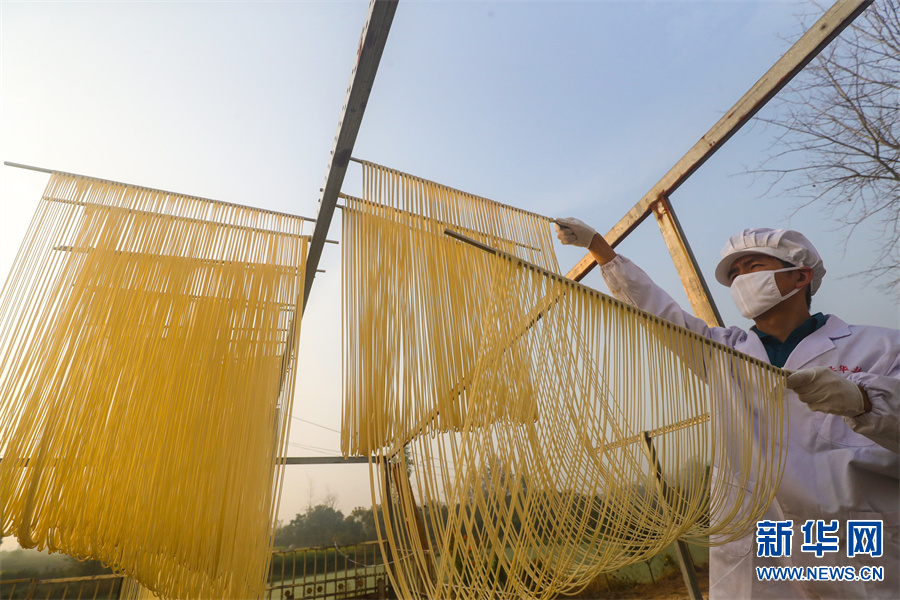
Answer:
(562, 565, 710, 600)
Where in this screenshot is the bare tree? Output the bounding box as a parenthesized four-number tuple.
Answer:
(754, 2, 899, 293)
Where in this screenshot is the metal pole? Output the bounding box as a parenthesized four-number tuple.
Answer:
(381, 457, 395, 578)
(278, 456, 368, 465)
(274, 0, 397, 397)
(444, 229, 786, 379)
(3, 161, 52, 174)
(391, 456, 436, 589)
(25, 578, 37, 600)
(302, 0, 398, 313)
(2, 162, 319, 223)
(642, 432, 703, 600)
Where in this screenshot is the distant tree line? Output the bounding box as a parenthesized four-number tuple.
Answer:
(274, 456, 710, 552)
(0, 548, 113, 580)
(273, 502, 384, 549)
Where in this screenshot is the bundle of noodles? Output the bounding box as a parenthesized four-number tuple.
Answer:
(342, 160, 787, 599)
(341, 161, 558, 456)
(0, 173, 308, 600)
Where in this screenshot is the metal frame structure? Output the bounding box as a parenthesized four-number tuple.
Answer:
(0, 0, 874, 595)
(303, 0, 399, 313)
(301, 1, 873, 598)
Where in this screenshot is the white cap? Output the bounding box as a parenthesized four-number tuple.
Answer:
(714, 228, 826, 295)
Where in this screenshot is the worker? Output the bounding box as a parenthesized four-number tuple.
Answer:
(554, 218, 899, 599)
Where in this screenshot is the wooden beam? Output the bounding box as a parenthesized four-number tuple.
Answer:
(303, 0, 399, 312)
(652, 196, 723, 327)
(565, 0, 873, 282)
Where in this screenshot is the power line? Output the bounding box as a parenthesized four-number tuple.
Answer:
(291, 416, 340, 434)
(288, 442, 342, 456)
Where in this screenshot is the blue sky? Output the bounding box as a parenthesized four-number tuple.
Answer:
(1, 1, 896, 535)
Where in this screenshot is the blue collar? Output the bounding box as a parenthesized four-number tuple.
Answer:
(752, 313, 828, 368)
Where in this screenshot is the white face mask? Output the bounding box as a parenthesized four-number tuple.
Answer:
(730, 267, 802, 319)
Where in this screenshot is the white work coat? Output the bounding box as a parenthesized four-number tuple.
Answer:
(601, 255, 899, 600)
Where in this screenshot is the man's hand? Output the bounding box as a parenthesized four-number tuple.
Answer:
(554, 218, 597, 248)
(786, 366, 870, 418)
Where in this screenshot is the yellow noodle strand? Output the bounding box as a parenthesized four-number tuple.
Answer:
(0, 173, 307, 600)
(342, 161, 788, 600)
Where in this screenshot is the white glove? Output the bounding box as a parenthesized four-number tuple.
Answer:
(554, 217, 597, 248)
(786, 366, 867, 418)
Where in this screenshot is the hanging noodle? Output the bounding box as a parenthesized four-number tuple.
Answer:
(342, 160, 788, 599)
(0, 173, 308, 600)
